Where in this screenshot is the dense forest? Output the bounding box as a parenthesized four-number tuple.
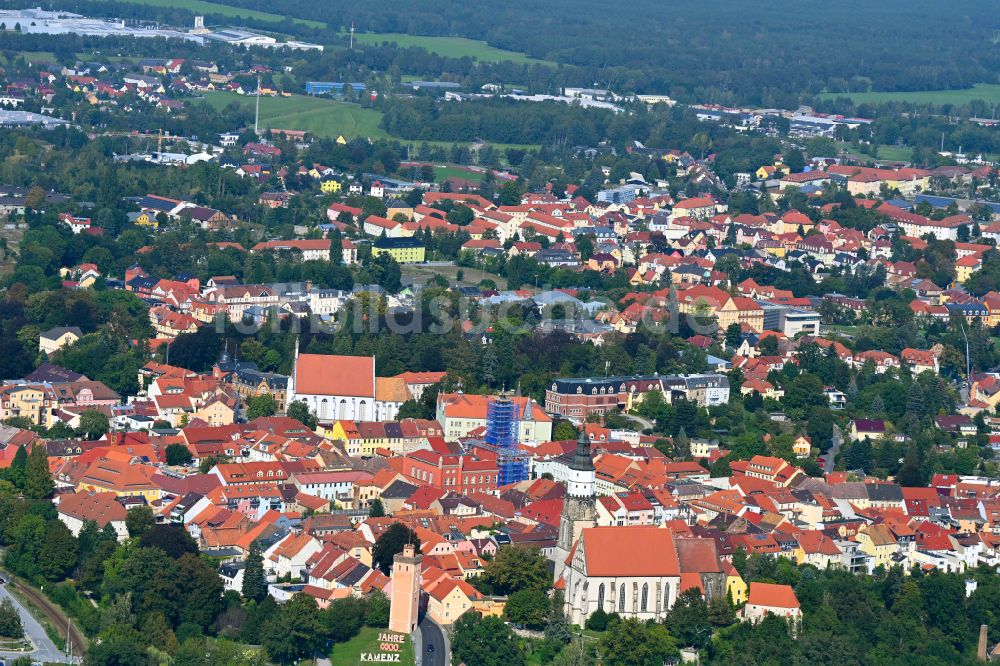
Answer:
(111, 0, 1000, 105)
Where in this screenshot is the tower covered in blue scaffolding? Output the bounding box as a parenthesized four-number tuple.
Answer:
(484, 395, 530, 486)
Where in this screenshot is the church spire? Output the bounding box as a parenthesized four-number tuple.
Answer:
(571, 428, 594, 473)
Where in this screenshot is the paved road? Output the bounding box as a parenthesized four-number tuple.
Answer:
(418, 615, 448, 666)
(0, 582, 73, 664)
(824, 424, 843, 474)
(622, 413, 655, 431)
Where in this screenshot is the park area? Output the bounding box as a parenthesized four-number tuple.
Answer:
(351, 32, 551, 65)
(819, 83, 1000, 107)
(201, 91, 387, 140)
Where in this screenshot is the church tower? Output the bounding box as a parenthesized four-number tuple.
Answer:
(554, 430, 596, 580)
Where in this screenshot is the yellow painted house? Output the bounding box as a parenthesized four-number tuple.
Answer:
(132, 211, 159, 229)
(0, 385, 55, 428)
(323, 420, 362, 454)
(956, 254, 983, 283)
(855, 524, 897, 570)
(426, 579, 490, 626)
(371, 237, 426, 264)
(724, 561, 748, 605)
(193, 399, 236, 427)
(320, 179, 342, 194)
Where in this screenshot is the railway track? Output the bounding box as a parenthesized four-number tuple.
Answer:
(11, 579, 86, 657)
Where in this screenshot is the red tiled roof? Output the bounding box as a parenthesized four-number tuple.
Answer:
(748, 582, 799, 609)
(294, 354, 374, 397)
(582, 527, 680, 576)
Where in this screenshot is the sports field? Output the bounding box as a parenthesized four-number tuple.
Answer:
(97, 0, 325, 28)
(819, 83, 1000, 106)
(352, 32, 552, 65)
(201, 91, 387, 140)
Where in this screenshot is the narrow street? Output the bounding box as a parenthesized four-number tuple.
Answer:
(824, 424, 843, 474)
(418, 615, 448, 666)
(0, 582, 73, 664)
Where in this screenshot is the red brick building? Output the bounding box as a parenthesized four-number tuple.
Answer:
(403, 449, 500, 494)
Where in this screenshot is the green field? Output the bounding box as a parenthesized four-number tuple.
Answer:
(201, 91, 387, 140)
(433, 165, 484, 184)
(819, 83, 1000, 106)
(833, 141, 913, 162)
(353, 32, 552, 65)
(330, 627, 415, 666)
(2, 51, 56, 64)
(98, 0, 325, 28)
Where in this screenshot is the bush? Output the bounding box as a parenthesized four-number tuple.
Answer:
(47, 581, 100, 636)
(585, 608, 609, 632)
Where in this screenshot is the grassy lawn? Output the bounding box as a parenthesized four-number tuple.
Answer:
(818, 83, 1000, 106)
(200, 91, 387, 140)
(330, 627, 415, 666)
(352, 32, 553, 65)
(95, 0, 324, 27)
(1, 51, 56, 64)
(0, 637, 32, 651)
(833, 141, 913, 163)
(402, 262, 509, 290)
(433, 165, 484, 184)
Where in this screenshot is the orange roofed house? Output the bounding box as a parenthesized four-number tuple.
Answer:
(742, 582, 801, 628)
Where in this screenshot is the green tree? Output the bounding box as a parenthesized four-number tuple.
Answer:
(6, 445, 27, 489)
(0, 598, 23, 638)
(139, 524, 198, 559)
(261, 593, 326, 664)
(285, 400, 317, 429)
(599, 618, 678, 666)
(665, 588, 711, 648)
(784, 148, 806, 173)
(367, 499, 386, 518)
(324, 596, 365, 643)
(24, 444, 53, 500)
(452, 613, 525, 666)
(553, 421, 578, 441)
(176, 553, 224, 630)
(504, 588, 550, 630)
(782, 372, 826, 418)
(40, 519, 78, 581)
(165, 443, 193, 466)
(78, 410, 110, 440)
(759, 335, 780, 357)
(585, 607, 609, 631)
(674, 427, 691, 458)
(245, 394, 278, 420)
(242, 541, 268, 602)
(84, 629, 152, 666)
(125, 505, 155, 539)
(371, 523, 420, 575)
(481, 545, 552, 595)
(364, 590, 390, 628)
(896, 444, 925, 487)
(725, 322, 743, 348)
